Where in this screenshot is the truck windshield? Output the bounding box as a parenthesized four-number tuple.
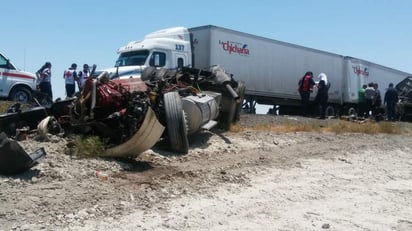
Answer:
(115, 50, 150, 67)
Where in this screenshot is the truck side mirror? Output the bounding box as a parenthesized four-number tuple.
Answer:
(115, 60, 121, 67)
(154, 54, 160, 67)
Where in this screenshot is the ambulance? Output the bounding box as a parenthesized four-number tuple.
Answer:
(0, 52, 37, 102)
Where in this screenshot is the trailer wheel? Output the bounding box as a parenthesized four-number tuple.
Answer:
(9, 86, 31, 103)
(326, 106, 335, 118)
(347, 107, 357, 117)
(164, 91, 189, 154)
(234, 82, 246, 122)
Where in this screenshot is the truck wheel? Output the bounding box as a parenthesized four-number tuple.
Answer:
(347, 107, 357, 117)
(326, 106, 335, 117)
(9, 87, 31, 103)
(164, 91, 189, 154)
(234, 82, 246, 122)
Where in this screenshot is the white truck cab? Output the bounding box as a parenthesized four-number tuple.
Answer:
(0, 52, 37, 102)
(100, 27, 192, 79)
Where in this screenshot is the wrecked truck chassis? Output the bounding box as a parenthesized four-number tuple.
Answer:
(395, 76, 412, 121)
(1, 66, 244, 158)
(69, 66, 243, 156)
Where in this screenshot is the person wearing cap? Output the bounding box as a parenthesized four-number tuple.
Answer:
(384, 83, 399, 121)
(78, 64, 90, 91)
(36, 62, 53, 99)
(63, 63, 78, 98)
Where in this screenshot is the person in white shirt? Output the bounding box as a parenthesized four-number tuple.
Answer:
(63, 63, 78, 98)
(78, 64, 90, 91)
(36, 62, 53, 99)
(364, 82, 377, 117)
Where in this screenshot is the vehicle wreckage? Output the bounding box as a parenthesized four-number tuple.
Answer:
(0, 65, 245, 159)
(395, 75, 412, 120)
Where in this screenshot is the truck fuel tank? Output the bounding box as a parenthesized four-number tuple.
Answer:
(181, 91, 221, 134)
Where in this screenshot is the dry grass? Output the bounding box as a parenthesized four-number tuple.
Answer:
(72, 136, 106, 158)
(231, 120, 322, 133)
(0, 102, 10, 112)
(230, 119, 403, 134)
(326, 120, 401, 134)
(0, 101, 33, 113)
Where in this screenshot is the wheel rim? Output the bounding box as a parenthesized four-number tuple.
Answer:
(326, 106, 335, 117)
(347, 107, 357, 117)
(13, 90, 30, 102)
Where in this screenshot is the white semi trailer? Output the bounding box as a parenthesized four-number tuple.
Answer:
(102, 25, 411, 116)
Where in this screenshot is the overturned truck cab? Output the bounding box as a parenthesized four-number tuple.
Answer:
(35, 65, 244, 157)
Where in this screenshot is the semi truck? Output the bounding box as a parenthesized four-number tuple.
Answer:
(100, 25, 411, 117)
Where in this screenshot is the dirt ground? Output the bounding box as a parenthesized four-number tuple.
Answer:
(1, 114, 412, 231)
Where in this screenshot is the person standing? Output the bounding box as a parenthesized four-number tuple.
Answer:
(373, 83, 382, 117)
(63, 63, 78, 98)
(317, 72, 328, 85)
(384, 83, 399, 121)
(364, 82, 376, 118)
(36, 62, 53, 99)
(314, 80, 330, 119)
(358, 84, 367, 118)
(298, 71, 316, 116)
(77, 64, 90, 92)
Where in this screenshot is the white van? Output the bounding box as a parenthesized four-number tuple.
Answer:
(0, 52, 37, 102)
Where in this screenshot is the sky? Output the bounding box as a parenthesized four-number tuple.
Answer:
(2, 0, 411, 103)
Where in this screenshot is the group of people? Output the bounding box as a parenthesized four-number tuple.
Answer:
(298, 71, 330, 119)
(36, 62, 91, 100)
(358, 82, 399, 121)
(298, 70, 399, 121)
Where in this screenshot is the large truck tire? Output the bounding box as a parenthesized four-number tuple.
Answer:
(164, 91, 189, 154)
(347, 107, 357, 117)
(326, 105, 335, 118)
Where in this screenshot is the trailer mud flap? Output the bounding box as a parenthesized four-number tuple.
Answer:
(102, 107, 164, 158)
